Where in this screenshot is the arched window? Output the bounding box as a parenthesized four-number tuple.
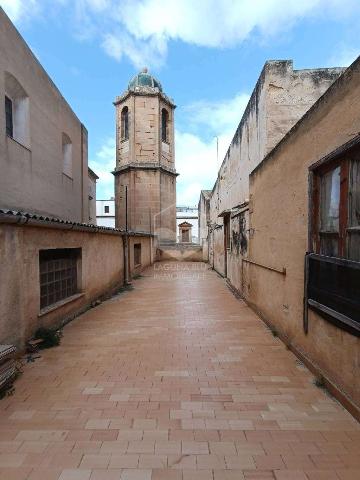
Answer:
(4, 72, 30, 147)
(62, 133, 72, 178)
(161, 108, 169, 143)
(121, 106, 129, 140)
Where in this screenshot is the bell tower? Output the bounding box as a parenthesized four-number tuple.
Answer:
(113, 68, 177, 243)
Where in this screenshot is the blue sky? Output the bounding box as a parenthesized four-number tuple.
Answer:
(2, 0, 359, 205)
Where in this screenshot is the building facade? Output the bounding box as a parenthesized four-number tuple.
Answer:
(96, 198, 116, 228)
(201, 60, 345, 288)
(0, 8, 90, 223)
(198, 58, 360, 414)
(113, 69, 177, 241)
(88, 167, 98, 224)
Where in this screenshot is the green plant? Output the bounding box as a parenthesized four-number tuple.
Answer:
(271, 328, 278, 337)
(34, 327, 62, 349)
(314, 375, 325, 388)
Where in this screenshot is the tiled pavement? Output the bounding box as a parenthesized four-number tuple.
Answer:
(0, 262, 359, 480)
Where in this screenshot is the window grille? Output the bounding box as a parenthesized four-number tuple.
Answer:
(39, 249, 80, 309)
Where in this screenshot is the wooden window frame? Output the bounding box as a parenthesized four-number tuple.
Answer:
(311, 158, 349, 258)
(305, 135, 360, 336)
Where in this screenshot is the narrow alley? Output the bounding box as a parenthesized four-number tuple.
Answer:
(0, 262, 359, 480)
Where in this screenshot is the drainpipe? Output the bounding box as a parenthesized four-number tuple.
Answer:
(123, 186, 131, 285)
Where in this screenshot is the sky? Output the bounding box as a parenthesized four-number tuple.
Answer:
(2, 0, 359, 206)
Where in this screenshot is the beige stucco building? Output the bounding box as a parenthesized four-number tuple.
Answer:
(0, 9, 154, 349)
(198, 58, 360, 416)
(202, 60, 345, 286)
(88, 167, 98, 224)
(113, 69, 177, 242)
(0, 8, 89, 222)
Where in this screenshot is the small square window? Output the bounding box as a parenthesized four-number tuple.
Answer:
(104, 205, 109, 213)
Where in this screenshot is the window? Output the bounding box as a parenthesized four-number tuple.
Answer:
(121, 106, 129, 140)
(4, 72, 30, 147)
(224, 214, 231, 251)
(134, 243, 141, 266)
(311, 152, 360, 260)
(5, 96, 13, 137)
(62, 133, 72, 178)
(39, 249, 81, 310)
(161, 108, 169, 143)
(104, 205, 109, 213)
(305, 140, 360, 335)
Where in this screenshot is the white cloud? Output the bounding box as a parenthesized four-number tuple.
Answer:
(1, 0, 39, 22)
(4, 0, 358, 68)
(97, 0, 360, 67)
(89, 137, 115, 199)
(328, 44, 359, 67)
(176, 92, 249, 204)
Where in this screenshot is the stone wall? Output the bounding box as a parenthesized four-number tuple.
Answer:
(0, 218, 154, 348)
(0, 8, 89, 222)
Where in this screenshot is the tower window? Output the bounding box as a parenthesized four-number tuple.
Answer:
(161, 108, 169, 143)
(104, 205, 109, 213)
(121, 106, 129, 141)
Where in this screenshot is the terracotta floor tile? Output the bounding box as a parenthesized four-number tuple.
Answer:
(120, 469, 151, 480)
(151, 469, 182, 480)
(58, 470, 92, 480)
(90, 470, 122, 480)
(1, 262, 359, 480)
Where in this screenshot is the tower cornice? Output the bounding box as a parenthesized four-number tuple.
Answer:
(112, 163, 179, 177)
(114, 89, 176, 108)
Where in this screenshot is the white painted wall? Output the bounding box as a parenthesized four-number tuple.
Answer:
(96, 199, 115, 228)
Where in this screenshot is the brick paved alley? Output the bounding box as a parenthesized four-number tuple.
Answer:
(0, 262, 359, 480)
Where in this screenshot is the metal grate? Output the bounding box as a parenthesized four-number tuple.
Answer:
(305, 253, 360, 336)
(39, 249, 80, 309)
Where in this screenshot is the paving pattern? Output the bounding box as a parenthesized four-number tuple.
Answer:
(0, 262, 359, 480)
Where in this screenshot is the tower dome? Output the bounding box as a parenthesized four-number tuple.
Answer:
(128, 67, 162, 91)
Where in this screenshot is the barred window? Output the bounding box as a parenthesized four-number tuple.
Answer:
(305, 141, 360, 335)
(39, 249, 80, 310)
